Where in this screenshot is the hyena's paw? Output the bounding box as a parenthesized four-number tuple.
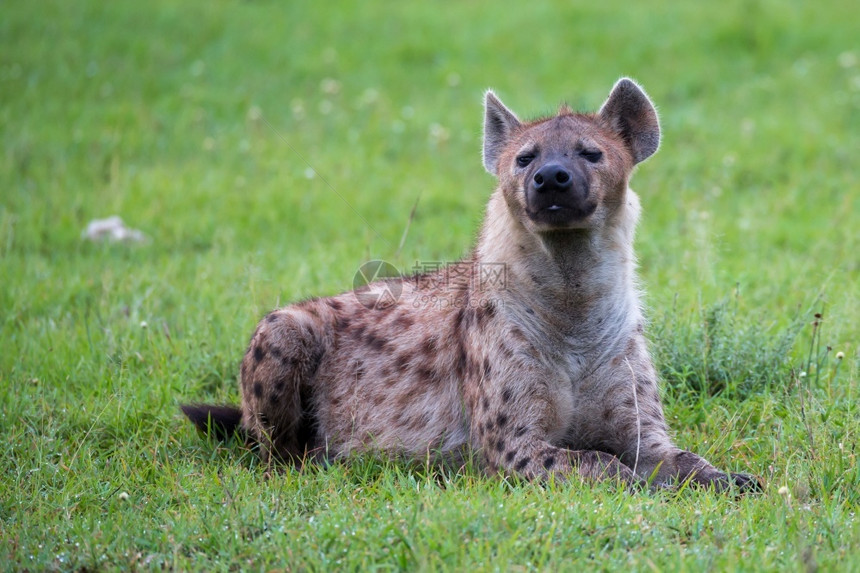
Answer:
(683, 470, 763, 495)
(730, 472, 764, 494)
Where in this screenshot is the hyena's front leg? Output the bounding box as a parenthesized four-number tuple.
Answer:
(599, 353, 761, 492)
(470, 378, 642, 488)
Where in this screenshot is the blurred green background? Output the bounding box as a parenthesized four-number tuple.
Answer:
(1, 0, 858, 570)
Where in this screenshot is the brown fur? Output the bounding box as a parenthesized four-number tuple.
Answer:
(183, 79, 760, 492)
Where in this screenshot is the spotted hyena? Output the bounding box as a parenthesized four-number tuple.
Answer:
(183, 78, 759, 491)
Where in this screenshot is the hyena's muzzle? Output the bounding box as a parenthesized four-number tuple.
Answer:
(525, 155, 597, 227)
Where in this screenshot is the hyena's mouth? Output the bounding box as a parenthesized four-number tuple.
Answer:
(526, 201, 598, 227)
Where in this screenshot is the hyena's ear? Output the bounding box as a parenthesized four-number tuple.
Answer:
(483, 90, 522, 176)
(598, 78, 661, 164)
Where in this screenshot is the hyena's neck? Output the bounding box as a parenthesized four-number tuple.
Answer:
(475, 189, 642, 334)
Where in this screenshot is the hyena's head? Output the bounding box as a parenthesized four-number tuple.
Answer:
(482, 78, 660, 233)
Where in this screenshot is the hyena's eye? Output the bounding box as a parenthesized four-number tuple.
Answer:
(516, 154, 535, 168)
(580, 149, 603, 163)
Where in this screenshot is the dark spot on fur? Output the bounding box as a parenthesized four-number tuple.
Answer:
(365, 332, 387, 351)
(469, 358, 482, 378)
(505, 451, 516, 463)
(337, 315, 351, 330)
(525, 307, 535, 315)
(395, 354, 410, 372)
(393, 314, 413, 330)
(501, 387, 512, 403)
(326, 298, 343, 311)
(265, 312, 280, 323)
(456, 345, 469, 378)
(474, 302, 495, 327)
(275, 381, 285, 392)
(416, 366, 434, 383)
(421, 336, 439, 354)
(510, 327, 527, 343)
(626, 338, 637, 354)
(270, 345, 284, 360)
(352, 323, 366, 340)
(481, 397, 489, 412)
(515, 457, 530, 471)
(543, 455, 555, 470)
(602, 407, 613, 421)
(253, 345, 265, 363)
(497, 413, 508, 428)
(253, 382, 263, 398)
(495, 438, 505, 452)
(514, 425, 528, 438)
(373, 395, 385, 406)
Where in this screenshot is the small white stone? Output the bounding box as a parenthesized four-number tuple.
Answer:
(118, 492, 130, 501)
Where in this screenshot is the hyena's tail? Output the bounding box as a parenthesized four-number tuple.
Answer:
(180, 404, 244, 441)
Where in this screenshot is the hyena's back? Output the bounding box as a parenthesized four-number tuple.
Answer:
(219, 277, 474, 463)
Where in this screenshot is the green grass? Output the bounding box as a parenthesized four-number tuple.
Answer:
(2, 0, 858, 570)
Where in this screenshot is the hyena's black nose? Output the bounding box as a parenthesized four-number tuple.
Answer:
(532, 164, 572, 193)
